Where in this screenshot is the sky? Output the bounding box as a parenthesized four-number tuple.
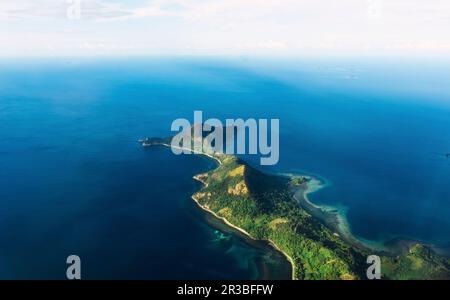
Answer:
(0, 0, 449, 57)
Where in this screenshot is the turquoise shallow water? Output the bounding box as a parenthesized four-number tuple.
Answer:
(0, 57, 449, 278)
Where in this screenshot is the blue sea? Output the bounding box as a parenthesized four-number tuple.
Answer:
(0, 57, 449, 279)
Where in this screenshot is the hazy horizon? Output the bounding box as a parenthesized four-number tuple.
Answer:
(1, 0, 450, 57)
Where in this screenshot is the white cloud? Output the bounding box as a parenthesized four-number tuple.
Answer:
(0, 0, 132, 20)
(0, 0, 449, 56)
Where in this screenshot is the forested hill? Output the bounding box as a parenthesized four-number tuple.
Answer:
(190, 154, 450, 280)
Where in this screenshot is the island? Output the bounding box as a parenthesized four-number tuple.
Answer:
(140, 131, 450, 280)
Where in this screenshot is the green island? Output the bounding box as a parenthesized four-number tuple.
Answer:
(141, 135, 450, 280)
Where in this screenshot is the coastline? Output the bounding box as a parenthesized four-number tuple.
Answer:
(147, 143, 223, 166)
(191, 180, 297, 280)
(291, 175, 390, 254)
(291, 175, 450, 257)
(142, 141, 449, 279)
(147, 142, 297, 279)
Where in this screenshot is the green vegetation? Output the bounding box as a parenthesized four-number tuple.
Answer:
(142, 128, 450, 280)
(192, 153, 450, 280)
(382, 244, 450, 280)
(290, 176, 308, 186)
(194, 155, 364, 279)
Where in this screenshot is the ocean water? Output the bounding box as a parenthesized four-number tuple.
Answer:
(0, 57, 449, 278)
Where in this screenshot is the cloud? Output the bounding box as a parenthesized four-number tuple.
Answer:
(0, 0, 449, 56)
(0, 0, 132, 20)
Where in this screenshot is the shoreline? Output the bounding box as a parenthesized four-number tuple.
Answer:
(142, 141, 448, 277)
(145, 142, 296, 279)
(191, 180, 297, 280)
(291, 175, 391, 254)
(146, 142, 223, 165)
(291, 175, 450, 257)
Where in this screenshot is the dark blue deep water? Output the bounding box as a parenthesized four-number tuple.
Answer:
(0, 57, 449, 278)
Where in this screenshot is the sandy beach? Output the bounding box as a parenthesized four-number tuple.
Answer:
(191, 178, 297, 280)
(148, 142, 297, 278)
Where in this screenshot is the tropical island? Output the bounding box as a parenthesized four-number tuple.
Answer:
(140, 130, 450, 280)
